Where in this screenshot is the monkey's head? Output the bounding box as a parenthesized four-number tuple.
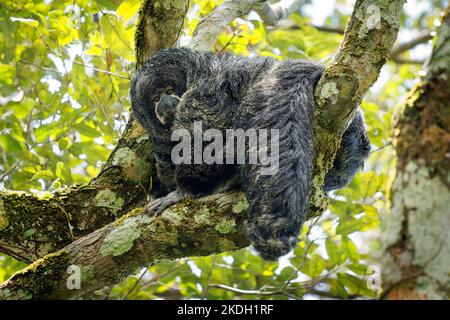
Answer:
(131, 49, 190, 131)
(152, 85, 180, 126)
(323, 111, 371, 192)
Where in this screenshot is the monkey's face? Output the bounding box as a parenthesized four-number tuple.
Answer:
(152, 85, 180, 125)
(131, 64, 186, 131)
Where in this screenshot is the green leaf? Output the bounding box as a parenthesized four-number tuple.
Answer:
(0, 135, 25, 153)
(278, 266, 297, 281)
(85, 46, 103, 56)
(325, 239, 341, 266)
(348, 264, 368, 275)
(300, 254, 326, 278)
(55, 161, 69, 183)
(336, 218, 365, 236)
(117, 0, 140, 20)
(23, 228, 37, 238)
(0, 64, 15, 85)
(337, 273, 376, 297)
(327, 278, 348, 299)
(31, 170, 54, 181)
(74, 123, 101, 138)
(342, 237, 360, 263)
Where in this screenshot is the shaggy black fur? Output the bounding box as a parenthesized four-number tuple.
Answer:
(131, 48, 370, 261)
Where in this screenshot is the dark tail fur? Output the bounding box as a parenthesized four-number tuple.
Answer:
(238, 61, 323, 260)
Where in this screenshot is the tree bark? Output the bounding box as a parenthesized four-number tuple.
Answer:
(311, 0, 405, 211)
(382, 6, 450, 300)
(0, 192, 250, 299)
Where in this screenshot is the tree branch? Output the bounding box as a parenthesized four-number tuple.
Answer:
(253, 0, 303, 26)
(189, 0, 303, 50)
(0, 119, 158, 263)
(310, 0, 405, 210)
(389, 30, 433, 59)
(189, 0, 255, 51)
(0, 192, 250, 299)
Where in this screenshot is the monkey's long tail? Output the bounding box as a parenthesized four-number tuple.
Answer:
(239, 62, 322, 261)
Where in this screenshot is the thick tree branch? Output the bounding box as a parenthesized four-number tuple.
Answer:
(134, 0, 188, 65)
(0, 120, 156, 263)
(310, 0, 405, 210)
(0, 192, 250, 299)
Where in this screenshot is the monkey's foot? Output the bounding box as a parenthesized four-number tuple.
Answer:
(145, 189, 187, 216)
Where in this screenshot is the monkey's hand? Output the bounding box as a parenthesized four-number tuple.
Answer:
(145, 189, 188, 216)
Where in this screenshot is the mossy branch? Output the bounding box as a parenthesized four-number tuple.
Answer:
(0, 121, 155, 263)
(310, 0, 405, 210)
(0, 192, 250, 300)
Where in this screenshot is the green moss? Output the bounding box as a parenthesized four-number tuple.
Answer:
(215, 218, 236, 234)
(161, 208, 183, 224)
(125, 120, 147, 141)
(319, 81, 339, 104)
(0, 288, 11, 299)
(232, 199, 249, 214)
(8, 250, 70, 299)
(161, 0, 185, 10)
(156, 225, 178, 245)
(80, 265, 96, 285)
(136, 133, 150, 143)
(17, 289, 33, 299)
(218, 239, 237, 251)
(110, 144, 151, 183)
(94, 190, 124, 216)
(355, 0, 404, 38)
(194, 207, 213, 225)
(100, 217, 142, 256)
(0, 199, 8, 230)
(113, 147, 137, 166)
(387, 161, 450, 297)
(112, 207, 145, 227)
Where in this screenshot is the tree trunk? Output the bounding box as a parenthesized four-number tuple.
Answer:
(382, 7, 450, 300)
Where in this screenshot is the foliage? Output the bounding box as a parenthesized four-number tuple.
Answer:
(0, 0, 444, 299)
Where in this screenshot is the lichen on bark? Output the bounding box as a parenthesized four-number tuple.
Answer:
(383, 6, 450, 300)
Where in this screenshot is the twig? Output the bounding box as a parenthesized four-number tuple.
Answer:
(389, 30, 434, 59)
(254, 0, 303, 26)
